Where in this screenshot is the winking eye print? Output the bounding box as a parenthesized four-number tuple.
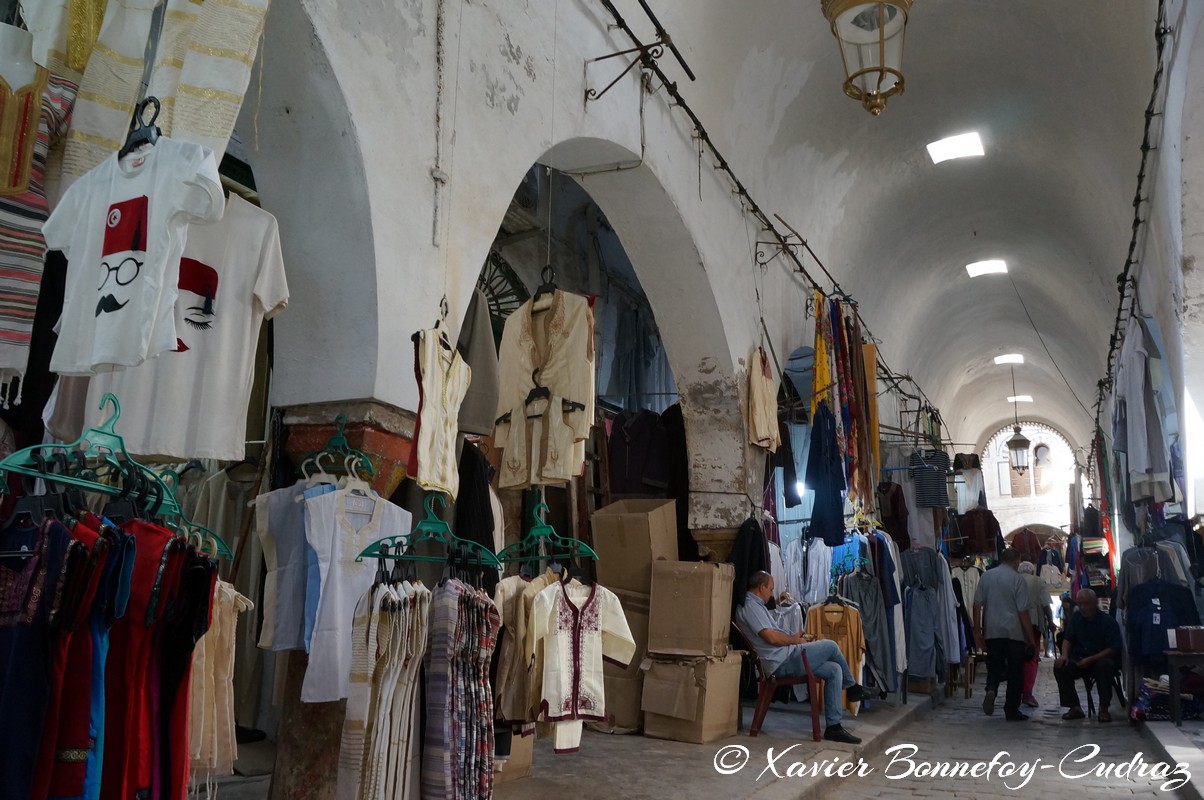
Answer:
(174, 257, 219, 352)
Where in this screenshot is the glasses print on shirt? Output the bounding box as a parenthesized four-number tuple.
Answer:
(97, 195, 149, 316)
(174, 257, 218, 352)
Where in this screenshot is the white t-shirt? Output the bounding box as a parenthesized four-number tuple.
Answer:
(85, 194, 289, 459)
(42, 137, 223, 375)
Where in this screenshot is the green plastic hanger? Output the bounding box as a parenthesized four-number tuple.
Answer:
(497, 501, 598, 564)
(0, 393, 233, 558)
(299, 413, 376, 478)
(356, 493, 501, 568)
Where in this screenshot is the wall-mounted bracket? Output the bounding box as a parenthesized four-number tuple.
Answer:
(584, 38, 668, 104)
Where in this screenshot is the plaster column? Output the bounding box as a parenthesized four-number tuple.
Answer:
(680, 364, 768, 561)
(268, 401, 414, 800)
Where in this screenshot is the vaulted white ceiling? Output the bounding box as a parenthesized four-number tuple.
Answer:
(636, 0, 1157, 450)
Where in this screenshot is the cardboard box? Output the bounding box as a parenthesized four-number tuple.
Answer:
(605, 589, 650, 679)
(494, 732, 533, 784)
(641, 652, 742, 744)
(589, 674, 644, 734)
(648, 561, 734, 657)
(591, 500, 678, 594)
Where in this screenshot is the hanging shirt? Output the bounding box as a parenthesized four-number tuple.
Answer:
(42, 137, 224, 375)
(748, 346, 780, 452)
(805, 602, 866, 712)
(85, 194, 288, 458)
(253, 480, 317, 651)
(302, 489, 411, 702)
(955, 468, 985, 514)
(805, 401, 846, 546)
(908, 450, 950, 508)
(0, 72, 75, 382)
(407, 326, 471, 498)
(528, 580, 634, 753)
(496, 290, 595, 479)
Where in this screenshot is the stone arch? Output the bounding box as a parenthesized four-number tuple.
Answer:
(241, 1, 764, 533)
(982, 421, 1075, 537)
(1005, 524, 1065, 547)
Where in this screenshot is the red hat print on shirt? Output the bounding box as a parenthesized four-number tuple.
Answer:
(97, 195, 149, 317)
(174, 257, 220, 352)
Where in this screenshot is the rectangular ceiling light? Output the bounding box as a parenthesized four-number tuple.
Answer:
(966, 259, 1008, 278)
(994, 354, 1024, 365)
(1008, 395, 1033, 403)
(926, 132, 984, 164)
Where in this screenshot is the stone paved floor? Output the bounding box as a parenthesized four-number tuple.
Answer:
(200, 660, 1201, 799)
(827, 659, 1189, 799)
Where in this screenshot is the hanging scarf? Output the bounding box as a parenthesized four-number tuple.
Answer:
(811, 291, 832, 417)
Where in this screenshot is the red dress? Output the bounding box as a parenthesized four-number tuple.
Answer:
(30, 518, 108, 799)
(100, 520, 174, 800)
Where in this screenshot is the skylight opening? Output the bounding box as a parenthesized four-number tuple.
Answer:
(926, 132, 984, 164)
(966, 259, 1008, 278)
(994, 354, 1024, 365)
(1008, 395, 1033, 403)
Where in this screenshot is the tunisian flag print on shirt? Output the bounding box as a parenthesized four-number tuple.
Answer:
(97, 195, 149, 317)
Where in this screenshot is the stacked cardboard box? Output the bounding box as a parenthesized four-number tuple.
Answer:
(590, 499, 677, 734)
(641, 561, 741, 743)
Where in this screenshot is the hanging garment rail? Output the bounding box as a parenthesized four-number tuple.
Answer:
(356, 493, 501, 568)
(497, 501, 599, 563)
(0, 393, 232, 557)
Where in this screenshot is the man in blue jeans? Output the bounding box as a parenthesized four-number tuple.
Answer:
(734, 571, 866, 744)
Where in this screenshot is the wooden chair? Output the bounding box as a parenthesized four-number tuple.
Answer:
(731, 622, 824, 741)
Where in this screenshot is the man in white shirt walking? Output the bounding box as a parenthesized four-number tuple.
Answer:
(973, 548, 1038, 721)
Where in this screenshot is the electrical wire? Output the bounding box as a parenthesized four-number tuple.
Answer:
(1008, 275, 1095, 423)
(1090, 0, 1170, 456)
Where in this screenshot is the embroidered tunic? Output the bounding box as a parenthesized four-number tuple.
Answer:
(528, 581, 634, 753)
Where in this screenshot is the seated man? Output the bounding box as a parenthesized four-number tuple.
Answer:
(734, 571, 866, 744)
(1054, 588, 1123, 722)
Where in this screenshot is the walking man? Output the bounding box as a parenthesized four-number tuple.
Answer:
(973, 548, 1038, 721)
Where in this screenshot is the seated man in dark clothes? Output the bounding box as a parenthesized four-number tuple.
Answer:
(1055, 588, 1123, 722)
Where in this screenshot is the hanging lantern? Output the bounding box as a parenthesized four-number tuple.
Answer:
(820, 0, 912, 116)
(1007, 425, 1032, 475)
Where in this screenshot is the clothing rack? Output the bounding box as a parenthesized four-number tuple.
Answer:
(0, 393, 233, 557)
(355, 493, 500, 568)
(498, 501, 599, 563)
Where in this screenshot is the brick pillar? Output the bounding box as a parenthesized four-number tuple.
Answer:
(268, 401, 414, 800)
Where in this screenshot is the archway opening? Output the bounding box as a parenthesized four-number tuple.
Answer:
(981, 422, 1077, 539)
(474, 163, 692, 559)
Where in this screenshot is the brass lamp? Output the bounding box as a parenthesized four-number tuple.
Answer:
(1007, 365, 1031, 474)
(821, 0, 912, 115)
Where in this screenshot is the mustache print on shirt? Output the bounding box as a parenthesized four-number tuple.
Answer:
(96, 294, 129, 316)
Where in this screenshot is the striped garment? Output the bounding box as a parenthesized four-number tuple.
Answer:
(0, 73, 75, 385)
(422, 580, 500, 800)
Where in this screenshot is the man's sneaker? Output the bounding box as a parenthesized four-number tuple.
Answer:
(823, 725, 862, 745)
(982, 689, 996, 716)
(1098, 709, 1113, 723)
(845, 684, 868, 703)
(1062, 707, 1085, 721)
(1004, 712, 1030, 722)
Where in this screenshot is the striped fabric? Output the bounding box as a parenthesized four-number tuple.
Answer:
(146, 0, 205, 135)
(60, 0, 157, 184)
(172, 0, 269, 163)
(0, 74, 75, 385)
(421, 582, 459, 800)
(335, 585, 383, 800)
